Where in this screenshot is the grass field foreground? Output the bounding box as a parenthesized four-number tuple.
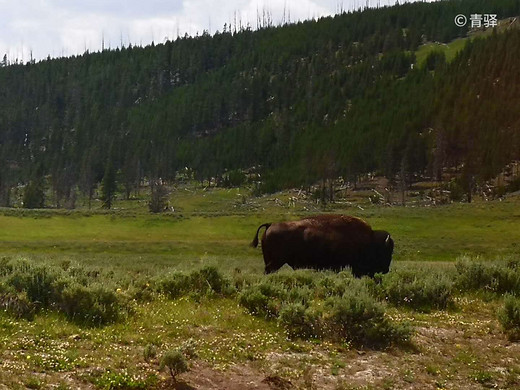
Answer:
(1, 191, 520, 388)
(0, 258, 519, 389)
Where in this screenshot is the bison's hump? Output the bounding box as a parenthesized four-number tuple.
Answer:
(266, 214, 373, 245)
(301, 214, 371, 230)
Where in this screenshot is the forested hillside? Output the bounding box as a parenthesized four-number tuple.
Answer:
(1, 0, 519, 208)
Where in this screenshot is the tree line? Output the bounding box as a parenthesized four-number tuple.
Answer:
(0, 0, 519, 208)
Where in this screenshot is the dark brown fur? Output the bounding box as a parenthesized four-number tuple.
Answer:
(250, 214, 393, 277)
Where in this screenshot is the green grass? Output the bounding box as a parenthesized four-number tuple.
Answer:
(415, 38, 468, 67)
(1, 188, 520, 388)
(414, 28, 496, 68)
(1, 194, 519, 269)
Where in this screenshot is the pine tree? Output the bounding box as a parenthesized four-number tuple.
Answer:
(79, 152, 97, 210)
(23, 180, 45, 209)
(100, 159, 117, 209)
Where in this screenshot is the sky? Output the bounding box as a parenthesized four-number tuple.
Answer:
(0, 0, 432, 62)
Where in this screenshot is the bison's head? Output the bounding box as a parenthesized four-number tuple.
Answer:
(371, 230, 394, 274)
(353, 230, 394, 277)
(264, 259, 284, 274)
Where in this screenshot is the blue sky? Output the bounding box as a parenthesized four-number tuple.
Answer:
(0, 0, 432, 62)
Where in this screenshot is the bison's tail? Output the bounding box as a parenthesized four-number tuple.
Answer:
(250, 223, 271, 248)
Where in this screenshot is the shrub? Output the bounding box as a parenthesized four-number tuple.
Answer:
(257, 280, 287, 300)
(455, 260, 520, 295)
(59, 283, 125, 326)
(67, 265, 102, 286)
(143, 344, 157, 362)
(237, 272, 412, 348)
(92, 370, 158, 389)
(231, 269, 259, 291)
(278, 303, 321, 339)
(267, 271, 316, 289)
(316, 275, 349, 298)
(0, 259, 128, 326)
(0, 257, 13, 276)
(287, 286, 313, 306)
(160, 267, 233, 298)
(24, 377, 42, 389)
(239, 285, 282, 317)
(455, 261, 488, 291)
(508, 259, 520, 270)
(324, 291, 411, 348)
(238, 278, 292, 317)
(7, 263, 64, 307)
(159, 272, 192, 298)
(499, 295, 520, 341)
(128, 280, 155, 302)
(448, 178, 465, 202)
(0, 284, 36, 320)
(160, 350, 189, 382)
(179, 338, 198, 359)
(381, 269, 454, 311)
(190, 266, 233, 295)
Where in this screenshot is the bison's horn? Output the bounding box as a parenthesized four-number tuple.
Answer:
(385, 234, 390, 243)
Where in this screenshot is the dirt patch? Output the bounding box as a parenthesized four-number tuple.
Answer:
(168, 362, 281, 390)
(262, 375, 294, 389)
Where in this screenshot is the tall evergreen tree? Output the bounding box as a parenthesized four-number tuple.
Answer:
(100, 159, 117, 209)
(22, 177, 45, 209)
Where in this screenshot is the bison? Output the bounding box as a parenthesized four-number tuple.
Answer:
(251, 214, 393, 277)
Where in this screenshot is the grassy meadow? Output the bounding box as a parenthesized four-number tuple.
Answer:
(414, 21, 505, 68)
(1, 187, 519, 267)
(1, 186, 520, 389)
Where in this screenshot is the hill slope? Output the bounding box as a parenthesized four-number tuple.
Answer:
(0, 0, 519, 206)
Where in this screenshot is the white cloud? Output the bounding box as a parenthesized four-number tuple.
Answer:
(180, 0, 334, 33)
